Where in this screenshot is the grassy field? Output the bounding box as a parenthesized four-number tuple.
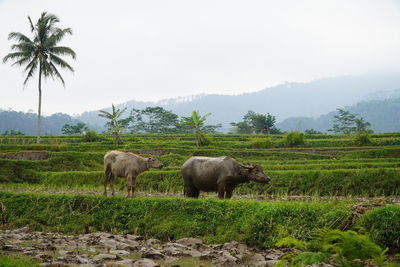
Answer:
(0, 133, 399, 262)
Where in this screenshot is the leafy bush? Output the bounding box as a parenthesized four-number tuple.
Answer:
(275, 229, 390, 266)
(357, 206, 400, 253)
(82, 130, 101, 142)
(249, 137, 273, 149)
(284, 131, 305, 147)
(354, 133, 372, 146)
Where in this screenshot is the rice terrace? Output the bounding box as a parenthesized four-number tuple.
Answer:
(1, 1, 400, 266)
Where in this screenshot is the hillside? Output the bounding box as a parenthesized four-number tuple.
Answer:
(277, 97, 400, 133)
(76, 74, 400, 131)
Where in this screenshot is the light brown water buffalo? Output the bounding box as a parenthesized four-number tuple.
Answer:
(181, 156, 271, 199)
(104, 150, 164, 198)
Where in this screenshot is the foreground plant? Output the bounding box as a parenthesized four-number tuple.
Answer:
(98, 104, 127, 144)
(3, 12, 76, 144)
(275, 228, 392, 267)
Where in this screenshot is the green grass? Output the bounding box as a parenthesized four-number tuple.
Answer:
(0, 191, 352, 248)
(0, 254, 38, 267)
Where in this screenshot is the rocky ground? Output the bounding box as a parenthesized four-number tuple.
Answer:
(1, 227, 296, 267)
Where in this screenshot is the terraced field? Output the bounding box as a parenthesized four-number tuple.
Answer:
(0, 133, 400, 266)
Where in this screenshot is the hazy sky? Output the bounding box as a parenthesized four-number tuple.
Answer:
(1, 0, 400, 115)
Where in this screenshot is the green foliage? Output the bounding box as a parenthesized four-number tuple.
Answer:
(82, 130, 101, 142)
(357, 206, 400, 252)
(354, 118, 372, 134)
(305, 129, 323, 134)
(231, 110, 279, 134)
(180, 111, 220, 146)
(98, 104, 127, 144)
(354, 132, 372, 146)
(284, 131, 305, 147)
(249, 137, 274, 148)
(129, 106, 180, 134)
(276, 229, 390, 266)
(3, 12, 76, 144)
(0, 191, 351, 248)
(0, 254, 38, 267)
(62, 122, 88, 135)
(1, 129, 25, 136)
(329, 108, 357, 134)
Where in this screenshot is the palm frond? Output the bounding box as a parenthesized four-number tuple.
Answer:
(10, 42, 36, 52)
(48, 46, 76, 59)
(23, 59, 38, 85)
(47, 28, 73, 46)
(48, 54, 74, 72)
(8, 32, 33, 43)
(28, 16, 34, 32)
(11, 55, 33, 67)
(49, 62, 65, 85)
(3, 52, 31, 63)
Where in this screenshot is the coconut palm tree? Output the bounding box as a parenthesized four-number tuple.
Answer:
(3, 12, 76, 144)
(181, 110, 211, 147)
(98, 104, 127, 144)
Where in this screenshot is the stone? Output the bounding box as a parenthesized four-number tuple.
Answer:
(240, 253, 267, 266)
(146, 238, 161, 246)
(265, 259, 281, 267)
(143, 249, 165, 260)
(115, 258, 136, 266)
(175, 237, 204, 249)
(92, 253, 118, 262)
(133, 258, 159, 267)
(110, 249, 130, 255)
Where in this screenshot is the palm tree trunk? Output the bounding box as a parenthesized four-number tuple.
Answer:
(36, 63, 42, 144)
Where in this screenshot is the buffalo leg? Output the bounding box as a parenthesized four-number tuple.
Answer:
(127, 176, 136, 198)
(225, 186, 234, 199)
(183, 177, 198, 198)
(110, 177, 115, 196)
(103, 177, 108, 196)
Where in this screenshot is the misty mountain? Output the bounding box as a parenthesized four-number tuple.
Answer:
(277, 97, 400, 133)
(0, 111, 84, 136)
(77, 74, 400, 131)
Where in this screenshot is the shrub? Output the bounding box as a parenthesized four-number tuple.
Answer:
(284, 131, 305, 147)
(82, 131, 101, 142)
(357, 206, 400, 252)
(275, 229, 390, 266)
(249, 137, 273, 149)
(354, 133, 372, 146)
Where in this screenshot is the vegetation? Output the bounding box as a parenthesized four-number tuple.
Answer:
(180, 111, 217, 146)
(284, 131, 305, 147)
(275, 229, 391, 266)
(0, 191, 351, 247)
(3, 12, 76, 144)
(98, 104, 127, 144)
(0, 254, 38, 267)
(231, 110, 281, 134)
(61, 122, 88, 135)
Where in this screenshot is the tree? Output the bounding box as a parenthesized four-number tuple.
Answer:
(3, 12, 76, 144)
(231, 111, 279, 134)
(98, 104, 127, 144)
(129, 106, 180, 134)
(354, 118, 372, 134)
(328, 109, 357, 134)
(180, 111, 213, 146)
(61, 122, 88, 135)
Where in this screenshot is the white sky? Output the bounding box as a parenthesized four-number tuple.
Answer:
(1, 0, 400, 115)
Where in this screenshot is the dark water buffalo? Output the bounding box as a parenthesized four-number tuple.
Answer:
(181, 156, 271, 199)
(104, 150, 164, 198)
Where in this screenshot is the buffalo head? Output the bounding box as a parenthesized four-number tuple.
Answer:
(242, 164, 271, 184)
(147, 157, 164, 169)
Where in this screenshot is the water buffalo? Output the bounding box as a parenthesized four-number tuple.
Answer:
(181, 156, 271, 199)
(104, 150, 164, 198)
